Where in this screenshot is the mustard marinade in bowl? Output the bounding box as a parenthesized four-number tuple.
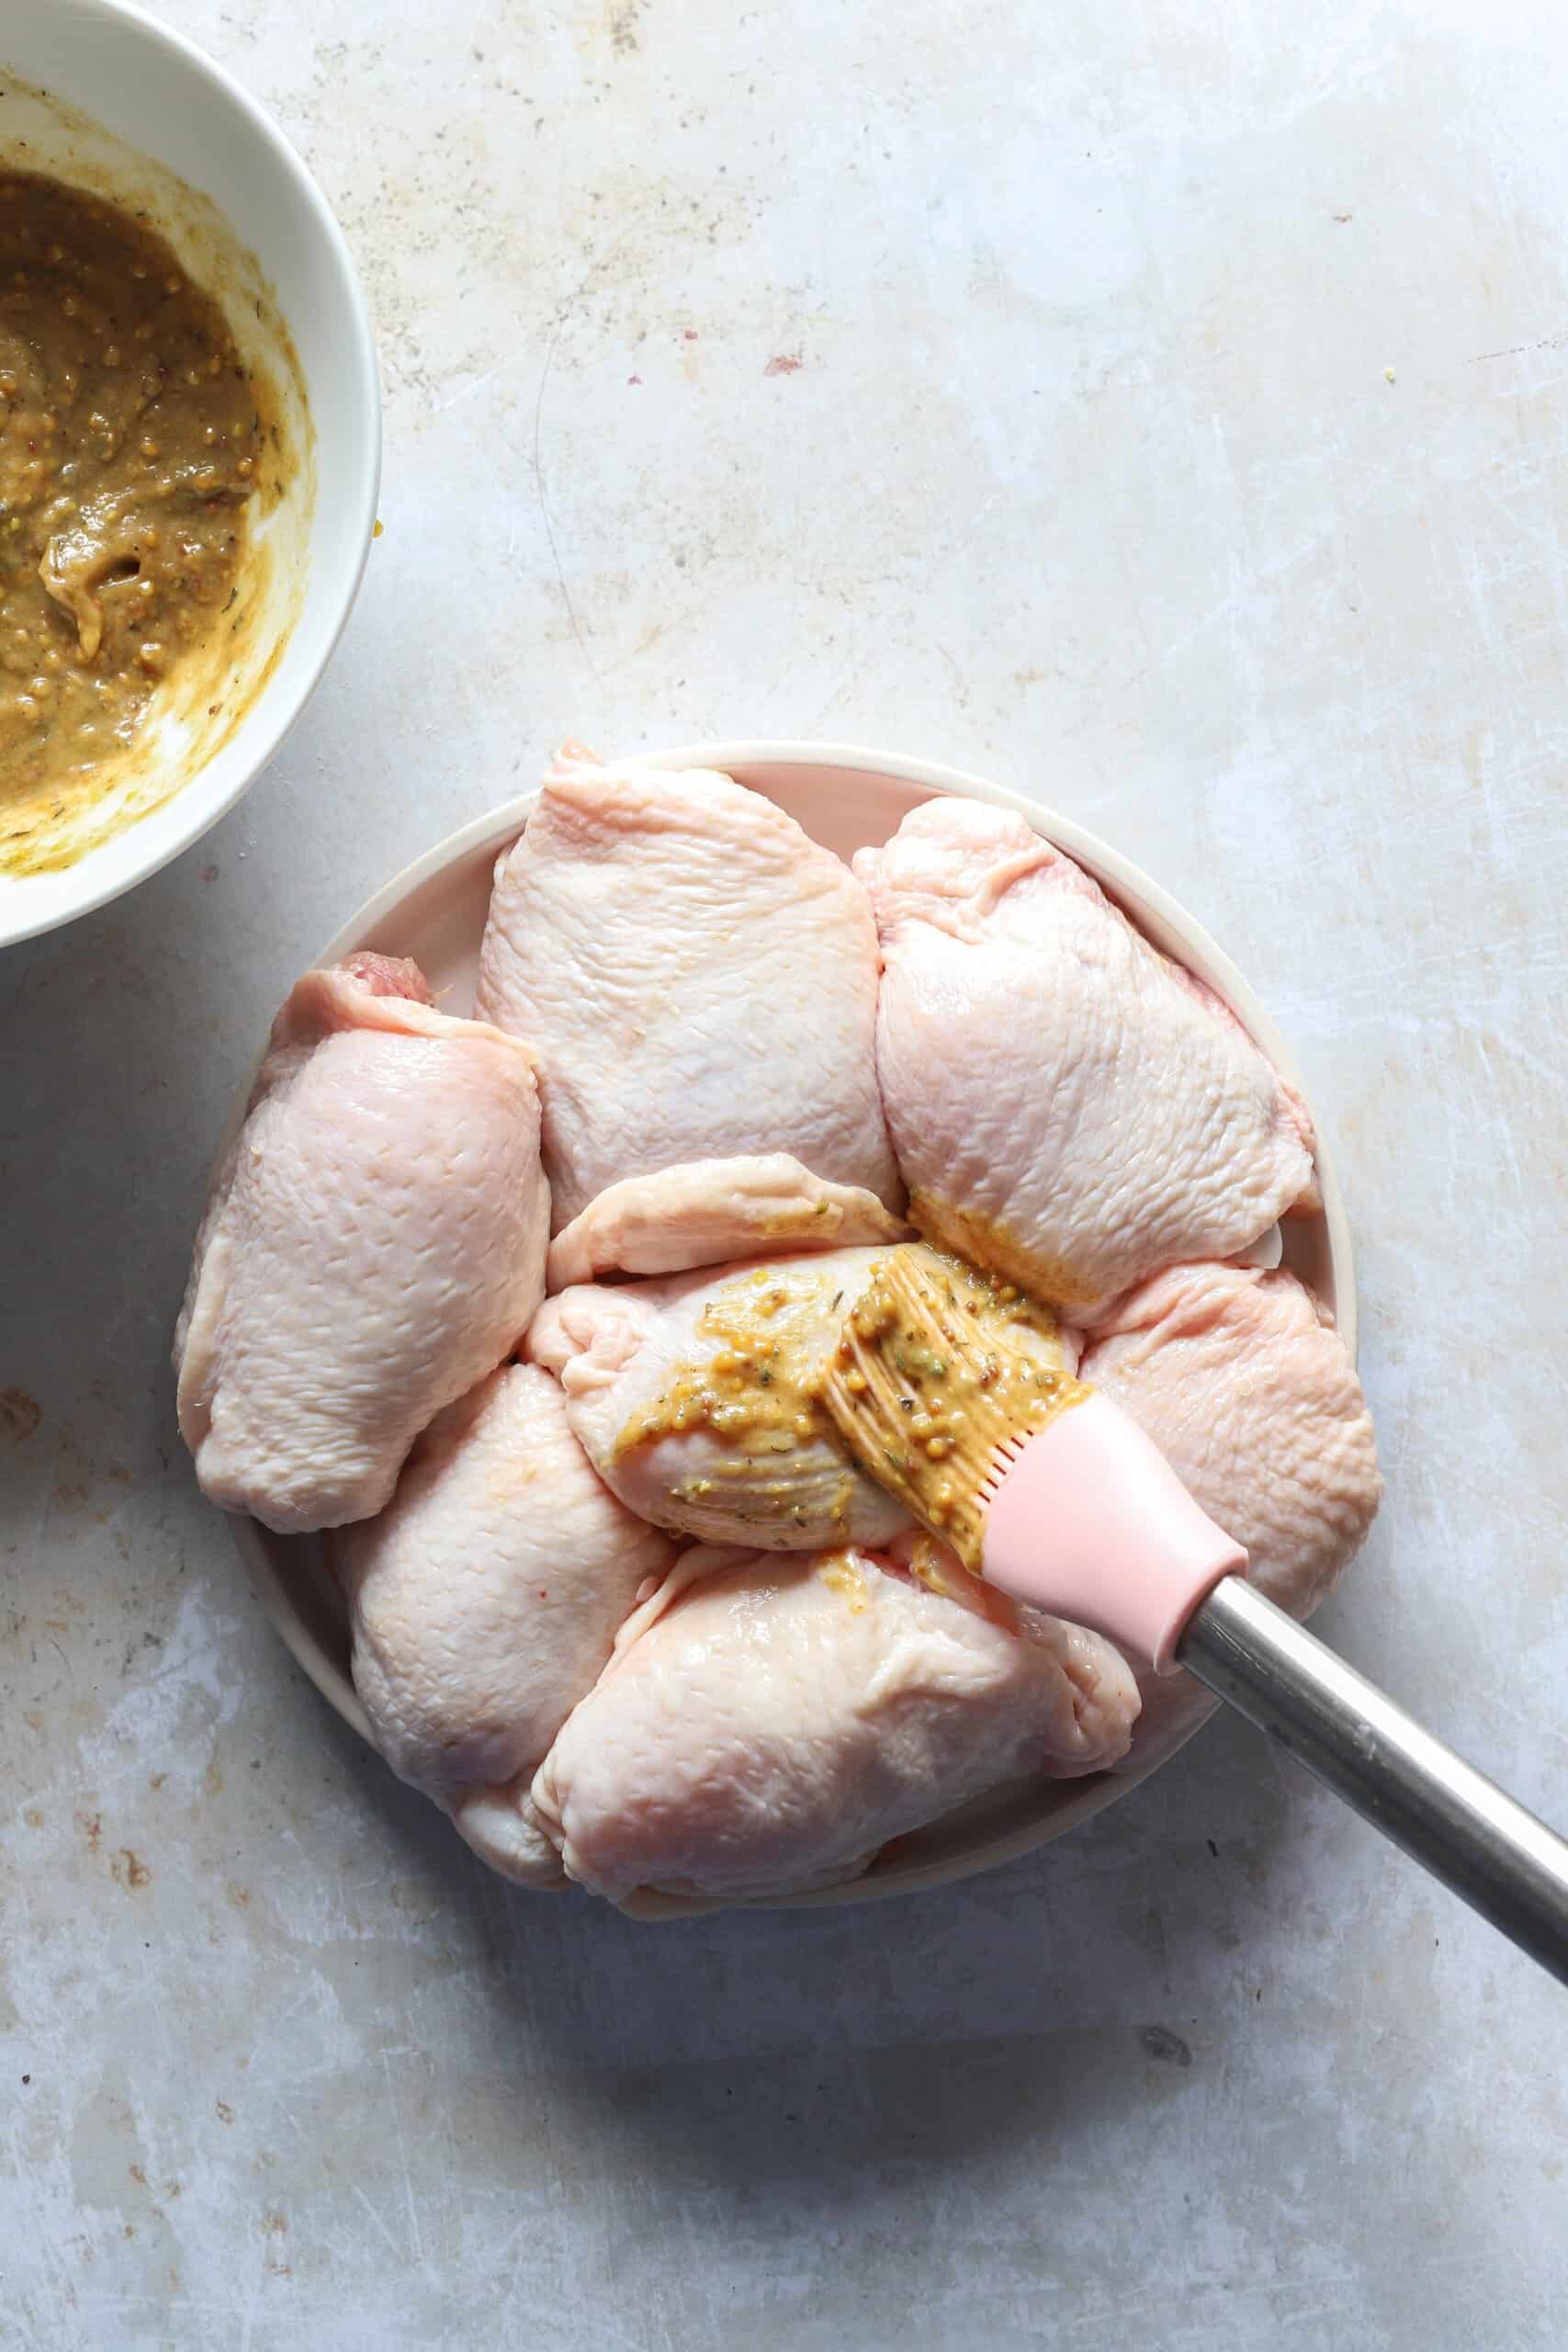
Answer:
(0, 165, 289, 869)
(0, 6, 378, 946)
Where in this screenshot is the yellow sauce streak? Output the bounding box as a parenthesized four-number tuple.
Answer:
(816, 1549, 868, 1611)
(613, 1267, 861, 1533)
(909, 1188, 1100, 1311)
(903, 1532, 1021, 1632)
(757, 1194, 836, 1238)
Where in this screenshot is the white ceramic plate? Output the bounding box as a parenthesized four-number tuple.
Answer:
(227, 743, 1356, 1916)
(0, 0, 379, 946)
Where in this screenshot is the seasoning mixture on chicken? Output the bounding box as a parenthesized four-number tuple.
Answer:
(528, 1250, 912, 1551)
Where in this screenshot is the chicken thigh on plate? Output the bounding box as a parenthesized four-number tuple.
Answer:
(1080, 1261, 1382, 1758)
(532, 1544, 1141, 1904)
(856, 799, 1315, 1317)
(333, 1363, 675, 1886)
(175, 955, 550, 1532)
(546, 1152, 908, 1290)
(530, 1242, 1081, 1554)
(475, 744, 901, 1257)
(528, 1248, 915, 1551)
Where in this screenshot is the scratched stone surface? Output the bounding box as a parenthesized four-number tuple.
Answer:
(3, 1, 1567, 2345)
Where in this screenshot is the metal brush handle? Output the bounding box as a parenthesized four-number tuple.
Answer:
(1180, 1577, 1568, 1987)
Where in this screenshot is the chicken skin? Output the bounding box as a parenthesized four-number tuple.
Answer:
(475, 745, 900, 1241)
(547, 1152, 908, 1289)
(856, 799, 1314, 1317)
(532, 1544, 1141, 1904)
(175, 955, 549, 1532)
(334, 1363, 675, 1885)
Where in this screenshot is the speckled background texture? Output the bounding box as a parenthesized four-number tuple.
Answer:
(4, 1, 1567, 2344)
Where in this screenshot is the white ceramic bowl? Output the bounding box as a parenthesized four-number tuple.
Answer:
(0, 0, 379, 948)
(226, 742, 1357, 1915)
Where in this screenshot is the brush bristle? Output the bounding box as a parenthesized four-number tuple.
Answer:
(976, 1429, 1032, 1506)
(817, 1242, 1089, 1570)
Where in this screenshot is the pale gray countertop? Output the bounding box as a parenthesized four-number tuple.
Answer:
(3, 1, 1566, 2345)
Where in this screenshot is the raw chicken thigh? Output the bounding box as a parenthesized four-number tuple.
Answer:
(547, 1152, 908, 1289)
(531, 1544, 1141, 1903)
(334, 1363, 675, 1885)
(528, 1249, 916, 1550)
(175, 955, 549, 1532)
(1080, 1261, 1381, 1757)
(857, 800, 1315, 1317)
(474, 744, 900, 1235)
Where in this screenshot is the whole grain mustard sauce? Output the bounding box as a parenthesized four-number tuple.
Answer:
(612, 1244, 1088, 1566)
(820, 1244, 1089, 1569)
(612, 1266, 862, 1533)
(0, 172, 265, 859)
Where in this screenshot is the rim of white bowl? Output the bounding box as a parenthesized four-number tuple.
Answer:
(229, 739, 1358, 1910)
(0, 0, 382, 949)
